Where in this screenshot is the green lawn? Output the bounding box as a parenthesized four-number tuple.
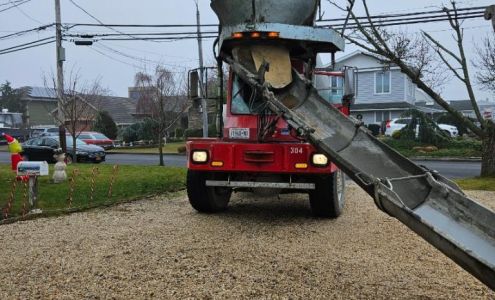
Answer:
(456, 177, 495, 191)
(0, 164, 186, 220)
(109, 142, 186, 154)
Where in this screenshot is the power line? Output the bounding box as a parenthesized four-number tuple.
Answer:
(0, 23, 54, 40)
(98, 41, 198, 61)
(96, 42, 198, 64)
(327, 12, 485, 30)
(98, 35, 218, 42)
(7, 0, 41, 24)
(64, 23, 218, 29)
(95, 43, 188, 70)
(68, 0, 169, 43)
(319, 5, 487, 22)
(0, 0, 24, 7)
(61, 5, 487, 29)
(89, 46, 191, 73)
(64, 30, 219, 38)
(0, 0, 30, 13)
(64, 12, 484, 41)
(89, 46, 144, 70)
(322, 10, 485, 27)
(0, 36, 54, 53)
(0, 39, 55, 55)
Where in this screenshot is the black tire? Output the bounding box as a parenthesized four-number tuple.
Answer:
(187, 170, 232, 213)
(309, 170, 345, 218)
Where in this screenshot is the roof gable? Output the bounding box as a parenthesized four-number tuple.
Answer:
(327, 51, 397, 70)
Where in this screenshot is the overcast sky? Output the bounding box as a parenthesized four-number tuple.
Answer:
(0, 0, 493, 101)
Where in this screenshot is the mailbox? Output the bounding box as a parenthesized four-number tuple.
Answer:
(17, 161, 49, 176)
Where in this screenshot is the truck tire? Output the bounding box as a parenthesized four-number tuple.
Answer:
(187, 170, 232, 213)
(309, 170, 345, 218)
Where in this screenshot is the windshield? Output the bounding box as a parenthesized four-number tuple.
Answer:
(93, 133, 109, 139)
(65, 137, 87, 146)
(231, 75, 267, 114)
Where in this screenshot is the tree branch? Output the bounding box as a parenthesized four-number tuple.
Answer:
(427, 41, 465, 83)
(446, 1, 485, 127)
(422, 31, 462, 64)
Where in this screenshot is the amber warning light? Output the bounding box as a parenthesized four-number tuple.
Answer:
(232, 32, 244, 39)
(231, 32, 280, 39)
(267, 32, 280, 38)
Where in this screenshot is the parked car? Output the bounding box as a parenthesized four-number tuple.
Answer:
(437, 123, 459, 137)
(385, 118, 459, 137)
(77, 132, 114, 149)
(30, 127, 59, 138)
(22, 136, 106, 163)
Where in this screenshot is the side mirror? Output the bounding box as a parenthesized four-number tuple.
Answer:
(189, 70, 200, 99)
(343, 68, 356, 105)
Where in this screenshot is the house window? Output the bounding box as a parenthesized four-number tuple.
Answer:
(408, 79, 414, 97)
(330, 76, 343, 96)
(375, 111, 391, 123)
(375, 71, 391, 94)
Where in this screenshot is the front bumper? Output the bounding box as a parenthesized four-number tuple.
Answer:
(206, 180, 315, 190)
(187, 139, 337, 174)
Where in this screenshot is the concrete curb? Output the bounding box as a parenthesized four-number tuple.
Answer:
(107, 152, 186, 156)
(411, 157, 482, 162)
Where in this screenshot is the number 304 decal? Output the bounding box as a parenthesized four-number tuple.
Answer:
(290, 147, 304, 154)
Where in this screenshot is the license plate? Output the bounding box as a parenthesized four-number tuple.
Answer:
(229, 128, 250, 139)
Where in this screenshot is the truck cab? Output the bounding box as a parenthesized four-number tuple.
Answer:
(186, 0, 353, 218)
(186, 64, 354, 218)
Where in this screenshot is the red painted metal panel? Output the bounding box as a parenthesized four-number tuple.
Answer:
(187, 140, 337, 174)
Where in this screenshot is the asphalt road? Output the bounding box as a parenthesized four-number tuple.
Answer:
(0, 151, 481, 179)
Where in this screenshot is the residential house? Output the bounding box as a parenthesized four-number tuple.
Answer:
(20, 87, 58, 127)
(316, 51, 442, 125)
(416, 100, 495, 121)
(51, 94, 140, 133)
(128, 86, 189, 135)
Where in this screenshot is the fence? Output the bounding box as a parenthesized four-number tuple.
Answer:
(1, 165, 120, 225)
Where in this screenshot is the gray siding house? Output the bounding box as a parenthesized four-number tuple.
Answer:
(316, 51, 435, 125)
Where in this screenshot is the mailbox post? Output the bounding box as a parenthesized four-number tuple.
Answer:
(17, 161, 49, 212)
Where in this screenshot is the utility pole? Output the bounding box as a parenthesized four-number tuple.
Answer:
(485, 5, 495, 32)
(195, 1, 208, 138)
(55, 0, 67, 152)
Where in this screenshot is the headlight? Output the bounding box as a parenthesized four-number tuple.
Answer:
(192, 150, 208, 163)
(312, 154, 329, 166)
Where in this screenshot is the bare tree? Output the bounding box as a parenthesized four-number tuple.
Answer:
(335, 0, 495, 177)
(474, 36, 495, 93)
(134, 66, 188, 166)
(45, 69, 104, 163)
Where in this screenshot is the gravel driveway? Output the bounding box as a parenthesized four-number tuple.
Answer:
(0, 186, 494, 299)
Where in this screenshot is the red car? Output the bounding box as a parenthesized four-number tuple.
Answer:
(77, 132, 114, 149)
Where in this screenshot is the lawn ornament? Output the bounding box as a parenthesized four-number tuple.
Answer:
(53, 149, 67, 183)
(1, 133, 23, 172)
